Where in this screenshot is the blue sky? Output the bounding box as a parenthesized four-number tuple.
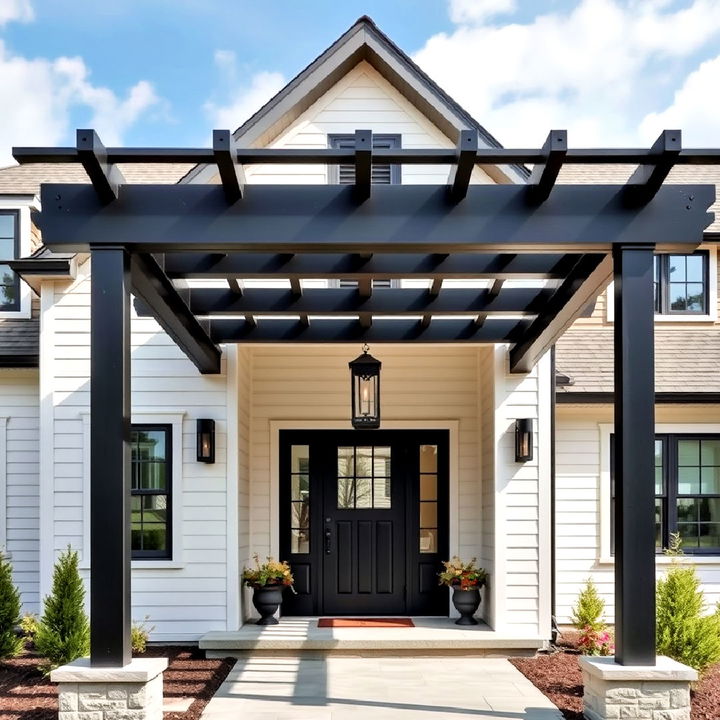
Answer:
(0, 0, 719, 164)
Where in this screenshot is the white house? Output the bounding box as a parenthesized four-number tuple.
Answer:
(0, 16, 716, 664)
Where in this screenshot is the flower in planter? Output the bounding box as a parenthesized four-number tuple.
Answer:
(438, 556, 488, 590)
(242, 554, 294, 589)
(578, 624, 614, 656)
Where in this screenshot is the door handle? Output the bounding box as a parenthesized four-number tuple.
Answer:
(324, 528, 332, 555)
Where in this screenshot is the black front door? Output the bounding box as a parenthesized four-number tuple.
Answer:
(280, 430, 449, 616)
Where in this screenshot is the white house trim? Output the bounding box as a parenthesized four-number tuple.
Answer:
(598, 421, 720, 565)
(224, 344, 240, 630)
(537, 351, 553, 637)
(79, 409, 186, 571)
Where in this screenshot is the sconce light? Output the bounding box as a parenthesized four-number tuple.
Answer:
(349, 344, 381, 429)
(197, 419, 215, 463)
(515, 418, 533, 462)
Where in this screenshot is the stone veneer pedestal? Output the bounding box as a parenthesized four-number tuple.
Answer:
(579, 656, 697, 720)
(51, 657, 168, 720)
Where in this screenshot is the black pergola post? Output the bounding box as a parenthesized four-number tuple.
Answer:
(90, 247, 132, 666)
(613, 243, 656, 666)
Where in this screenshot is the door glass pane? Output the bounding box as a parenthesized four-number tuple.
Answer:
(420, 474, 437, 501)
(374, 446, 391, 476)
(356, 447, 372, 477)
(420, 528, 438, 554)
(373, 477, 391, 508)
(420, 502, 437, 528)
(291, 528, 310, 554)
(338, 477, 354, 509)
(655, 499, 663, 549)
(290, 445, 310, 552)
(291, 445, 309, 474)
(292, 474, 309, 502)
(355, 477, 372, 508)
(420, 445, 437, 474)
(338, 447, 354, 476)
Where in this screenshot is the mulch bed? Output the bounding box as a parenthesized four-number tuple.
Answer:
(510, 632, 720, 720)
(0, 646, 236, 720)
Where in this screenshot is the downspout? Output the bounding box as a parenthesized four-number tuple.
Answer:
(550, 345, 558, 643)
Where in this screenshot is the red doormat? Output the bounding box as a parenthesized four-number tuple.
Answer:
(317, 618, 415, 628)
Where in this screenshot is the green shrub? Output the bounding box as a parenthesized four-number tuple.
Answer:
(570, 579, 606, 631)
(0, 551, 23, 658)
(20, 612, 39, 639)
(656, 534, 720, 673)
(131, 616, 155, 654)
(35, 547, 89, 673)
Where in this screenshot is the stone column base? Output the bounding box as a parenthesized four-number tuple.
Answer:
(51, 657, 168, 720)
(579, 656, 697, 720)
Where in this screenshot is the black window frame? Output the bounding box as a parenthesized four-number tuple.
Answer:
(0, 210, 21, 312)
(653, 251, 709, 315)
(131, 423, 172, 560)
(611, 433, 720, 555)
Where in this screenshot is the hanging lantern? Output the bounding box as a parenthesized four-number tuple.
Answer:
(349, 344, 381, 429)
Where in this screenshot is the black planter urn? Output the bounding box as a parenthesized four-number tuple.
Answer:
(451, 586, 481, 625)
(252, 584, 285, 625)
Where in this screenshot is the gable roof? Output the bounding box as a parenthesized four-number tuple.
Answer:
(182, 16, 529, 185)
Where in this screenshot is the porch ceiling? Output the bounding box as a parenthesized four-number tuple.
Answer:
(12, 128, 716, 375)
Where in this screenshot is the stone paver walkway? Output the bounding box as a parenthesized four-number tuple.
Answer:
(200, 656, 562, 720)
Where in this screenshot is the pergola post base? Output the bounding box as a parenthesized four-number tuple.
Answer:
(579, 656, 696, 720)
(51, 657, 168, 720)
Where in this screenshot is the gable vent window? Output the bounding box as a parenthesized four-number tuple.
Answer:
(0, 211, 20, 312)
(329, 135, 400, 290)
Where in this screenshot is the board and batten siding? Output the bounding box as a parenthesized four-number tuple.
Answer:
(0, 370, 40, 613)
(555, 405, 720, 624)
(42, 261, 231, 641)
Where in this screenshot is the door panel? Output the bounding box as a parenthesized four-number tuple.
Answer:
(279, 430, 449, 616)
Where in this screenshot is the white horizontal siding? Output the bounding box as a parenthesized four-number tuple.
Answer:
(0, 371, 40, 612)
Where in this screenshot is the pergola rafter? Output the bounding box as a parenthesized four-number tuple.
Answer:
(11, 128, 718, 671)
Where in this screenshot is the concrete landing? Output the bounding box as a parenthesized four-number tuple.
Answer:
(200, 617, 547, 657)
(200, 656, 563, 720)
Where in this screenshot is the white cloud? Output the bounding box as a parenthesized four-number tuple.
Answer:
(0, 42, 161, 164)
(413, 0, 720, 146)
(204, 50, 285, 132)
(640, 55, 720, 145)
(0, 0, 33, 26)
(449, 0, 516, 25)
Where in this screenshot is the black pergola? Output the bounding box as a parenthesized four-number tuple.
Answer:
(13, 128, 716, 668)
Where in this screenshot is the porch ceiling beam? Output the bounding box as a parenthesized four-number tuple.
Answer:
(76, 129, 125, 205)
(622, 130, 681, 207)
(227, 277, 243, 295)
(38, 183, 714, 253)
(129, 253, 222, 374)
(354, 129, 372, 202)
(509, 253, 613, 373)
(208, 317, 529, 344)
(213, 130, 245, 204)
(163, 252, 575, 280)
(183, 286, 550, 316)
(447, 130, 478, 203)
(526, 130, 567, 205)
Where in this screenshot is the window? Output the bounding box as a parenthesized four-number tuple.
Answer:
(290, 445, 310, 554)
(611, 434, 720, 554)
(131, 425, 172, 559)
(653, 253, 708, 315)
(0, 211, 20, 311)
(337, 446, 391, 509)
(328, 135, 400, 290)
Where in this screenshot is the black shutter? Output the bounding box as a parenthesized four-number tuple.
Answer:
(329, 134, 400, 186)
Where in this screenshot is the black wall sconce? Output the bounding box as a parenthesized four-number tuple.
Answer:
(515, 418, 534, 462)
(349, 344, 381, 429)
(197, 419, 215, 463)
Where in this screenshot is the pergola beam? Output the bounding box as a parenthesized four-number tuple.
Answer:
(212, 130, 245, 203)
(526, 130, 567, 205)
(76, 130, 125, 205)
(623, 130, 681, 206)
(208, 317, 528, 344)
(354, 129, 372, 201)
(163, 251, 578, 280)
(509, 253, 613, 373)
(38, 183, 714, 253)
(178, 286, 550, 316)
(447, 130, 478, 202)
(130, 253, 221, 374)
